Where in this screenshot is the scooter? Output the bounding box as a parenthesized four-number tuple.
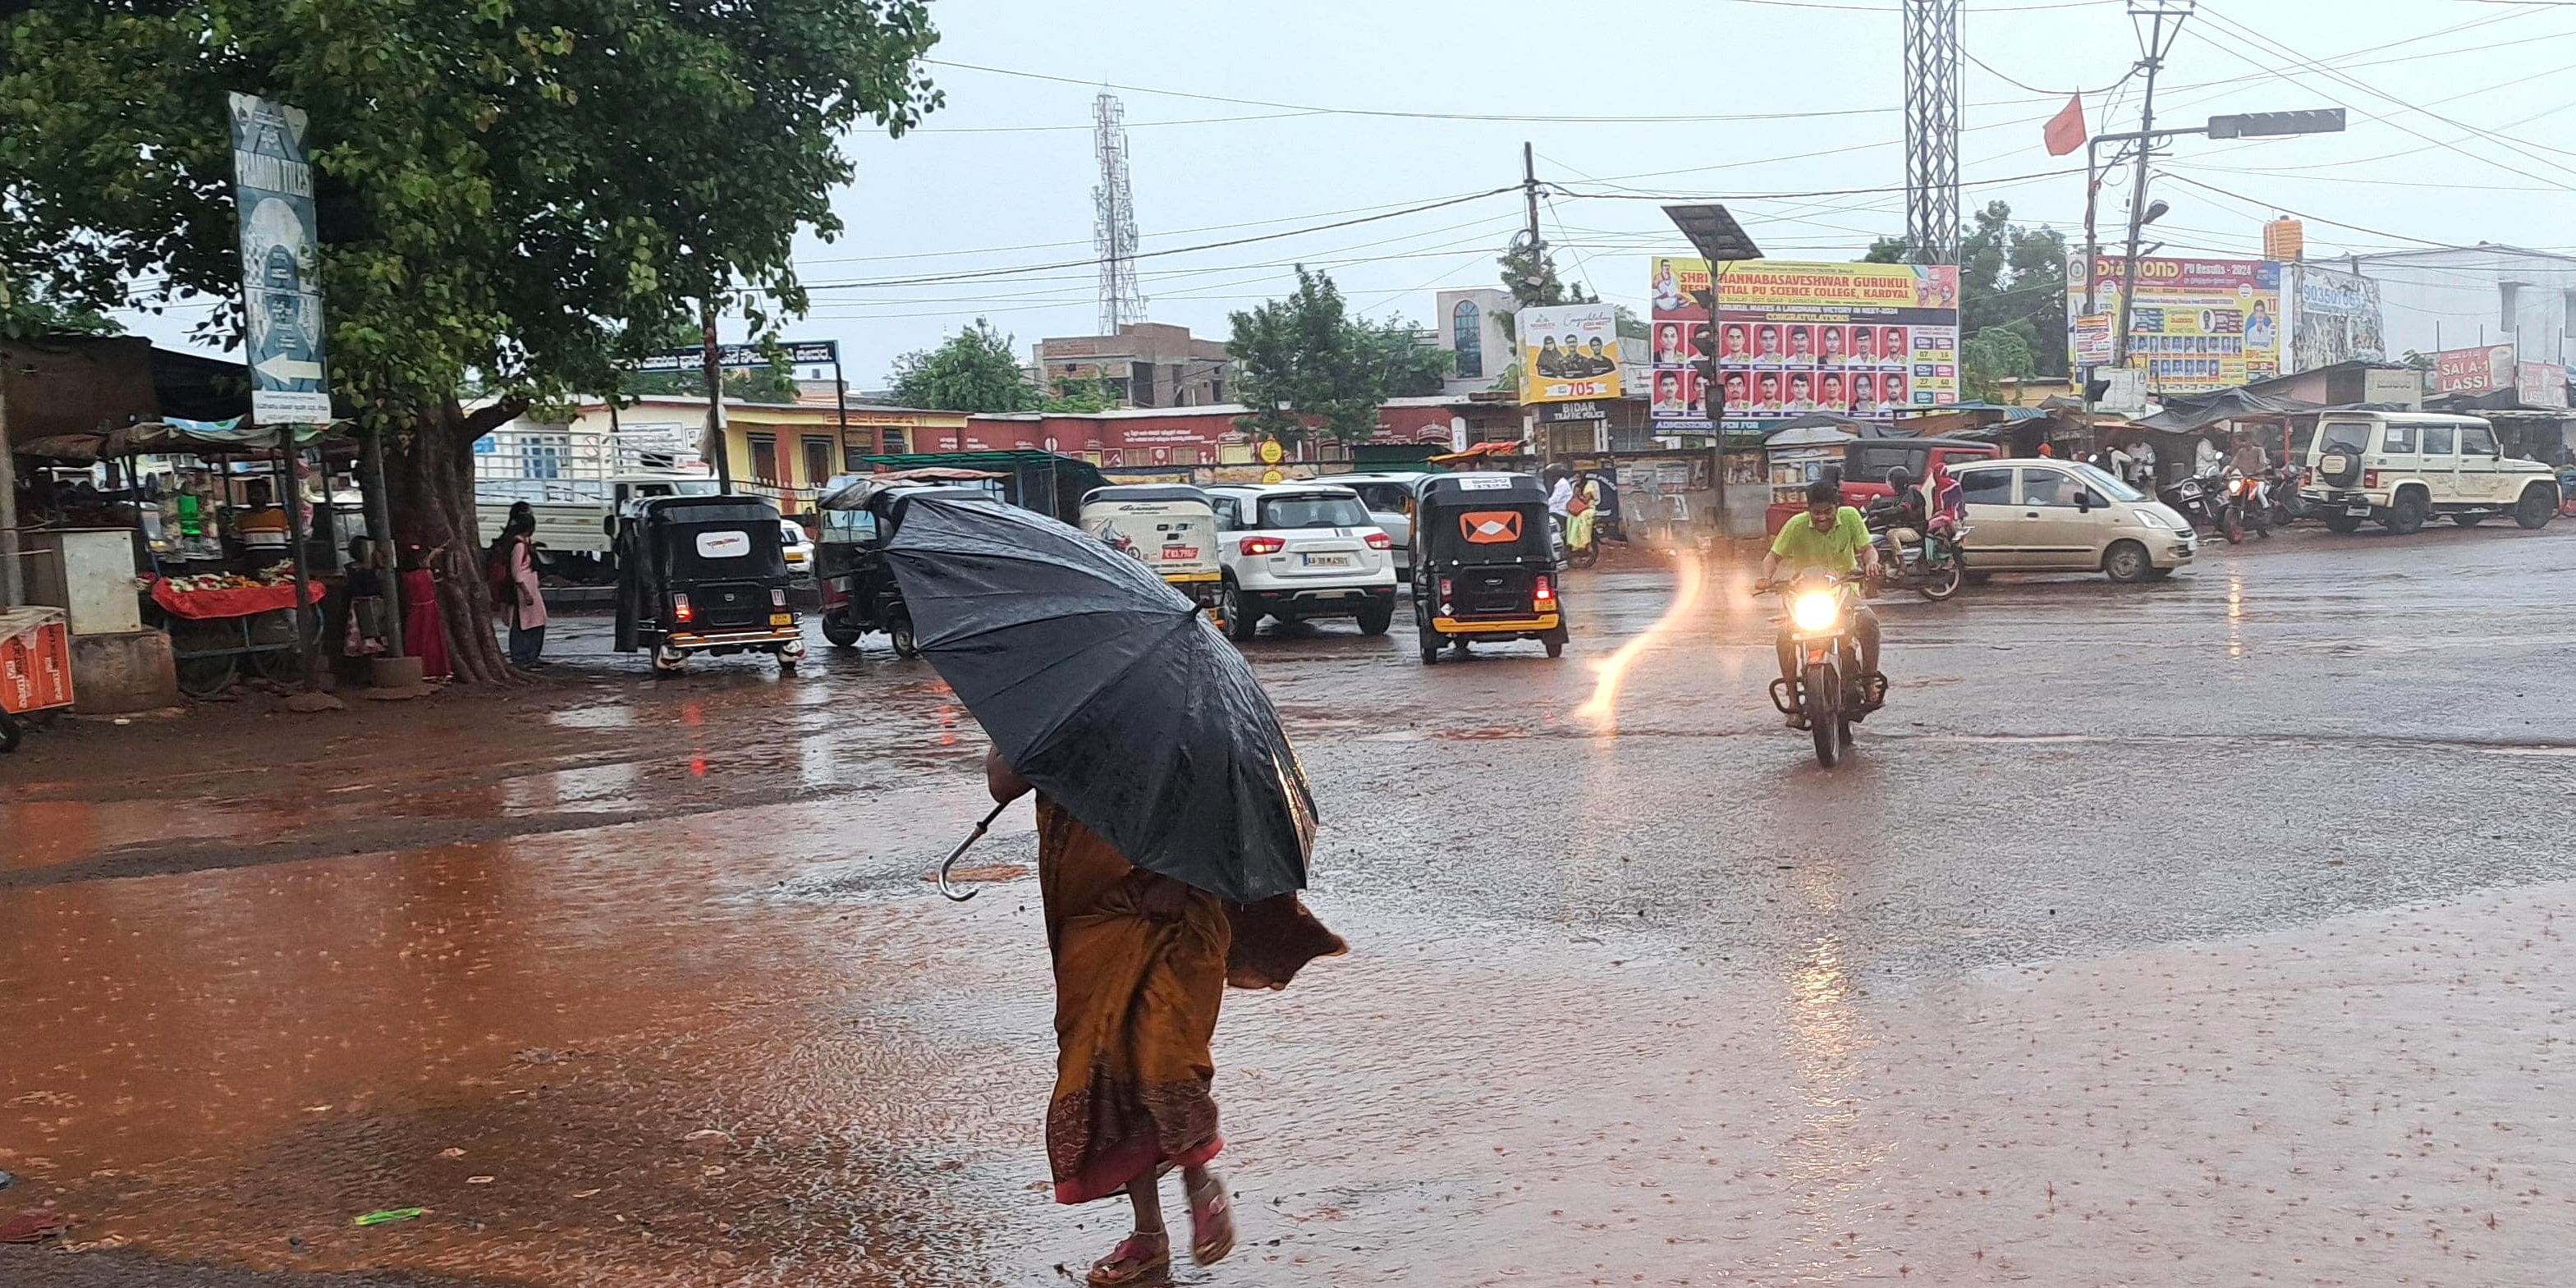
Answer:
(2160, 467, 2225, 535)
(1865, 506, 1971, 602)
(1759, 571, 1885, 769)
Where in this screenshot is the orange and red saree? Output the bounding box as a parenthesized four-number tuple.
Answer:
(1038, 798, 1344, 1204)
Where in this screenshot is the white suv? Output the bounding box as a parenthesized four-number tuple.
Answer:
(2302, 411, 2560, 534)
(1207, 484, 1399, 640)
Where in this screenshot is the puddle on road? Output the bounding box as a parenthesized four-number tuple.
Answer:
(0, 795, 1042, 1287)
(0, 796, 323, 873)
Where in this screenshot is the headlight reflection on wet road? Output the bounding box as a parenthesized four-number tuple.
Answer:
(1573, 550, 1707, 733)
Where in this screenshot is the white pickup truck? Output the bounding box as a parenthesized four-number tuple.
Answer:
(473, 424, 719, 581)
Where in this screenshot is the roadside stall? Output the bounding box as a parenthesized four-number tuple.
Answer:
(12, 416, 346, 698)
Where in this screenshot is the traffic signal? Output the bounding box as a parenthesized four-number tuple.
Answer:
(2205, 108, 2345, 140)
(1691, 324, 1723, 415)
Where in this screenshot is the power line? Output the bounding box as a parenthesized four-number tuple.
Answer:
(2187, 2, 2576, 189)
(786, 187, 1515, 291)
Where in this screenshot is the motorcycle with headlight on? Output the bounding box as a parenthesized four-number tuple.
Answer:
(1757, 570, 1878, 768)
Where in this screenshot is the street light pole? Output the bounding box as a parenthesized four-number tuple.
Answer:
(2111, 2, 2188, 370)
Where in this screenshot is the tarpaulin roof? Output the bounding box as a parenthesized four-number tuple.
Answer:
(2133, 387, 2320, 433)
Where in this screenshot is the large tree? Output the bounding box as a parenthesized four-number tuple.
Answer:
(886, 319, 1036, 413)
(1866, 201, 2070, 378)
(0, 2, 939, 681)
(1229, 268, 1446, 445)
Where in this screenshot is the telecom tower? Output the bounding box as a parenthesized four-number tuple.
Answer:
(1093, 92, 1145, 333)
(1901, 0, 1962, 265)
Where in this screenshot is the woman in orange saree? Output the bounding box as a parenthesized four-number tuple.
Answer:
(989, 749, 1345, 1286)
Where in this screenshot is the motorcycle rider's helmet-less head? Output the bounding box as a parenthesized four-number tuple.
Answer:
(1806, 479, 1840, 515)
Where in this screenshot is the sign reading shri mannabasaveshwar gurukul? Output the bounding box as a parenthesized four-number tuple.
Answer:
(227, 93, 331, 425)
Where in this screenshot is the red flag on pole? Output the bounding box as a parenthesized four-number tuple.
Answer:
(2043, 94, 2087, 157)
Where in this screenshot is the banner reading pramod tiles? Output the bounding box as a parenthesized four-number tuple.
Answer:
(1649, 259, 1960, 435)
(2065, 255, 2280, 394)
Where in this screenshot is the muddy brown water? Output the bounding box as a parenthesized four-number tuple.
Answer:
(6, 528, 2576, 1285)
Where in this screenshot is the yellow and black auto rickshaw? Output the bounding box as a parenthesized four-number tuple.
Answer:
(612, 493, 806, 675)
(1410, 473, 1568, 664)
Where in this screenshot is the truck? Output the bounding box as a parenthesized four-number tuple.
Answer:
(473, 423, 720, 582)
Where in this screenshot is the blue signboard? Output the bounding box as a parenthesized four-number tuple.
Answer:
(227, 93, 331, 424)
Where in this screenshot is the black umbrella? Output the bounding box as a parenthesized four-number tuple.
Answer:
(882, 496, 1318, 905)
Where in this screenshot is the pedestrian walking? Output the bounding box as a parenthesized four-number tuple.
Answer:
(2133, 436, 2158, 489)
(489, 511, 548, 668)
(879, 494, 1344, 1288)
(986, 751, 1341, 1284)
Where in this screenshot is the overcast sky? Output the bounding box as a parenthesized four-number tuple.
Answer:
(121, 0, 2576, 390)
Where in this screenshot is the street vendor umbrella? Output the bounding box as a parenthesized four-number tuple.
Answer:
(883, 496, 1318, 905)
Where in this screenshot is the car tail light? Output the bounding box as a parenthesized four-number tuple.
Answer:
(1364, 531, 1392, 550)
(2363, 469, 2379, 489)
(1438, 576, 1454, 598)
(672, 594, 694, 623)
(771, 587, 788, 607)
(1240, 535, 1286, 556)
(1533, 575, 1554, 603)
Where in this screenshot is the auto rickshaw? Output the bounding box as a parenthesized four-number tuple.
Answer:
(1410, 473, 1568, 664)
(612, 493, 806, 675)
(1079, 484, 1225, 628)
(814, 472, 1004, 657)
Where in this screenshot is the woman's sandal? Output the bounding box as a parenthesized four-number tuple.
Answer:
(1085, 1230, 1171, 1286)
(1186, 1172, 1237, 1267)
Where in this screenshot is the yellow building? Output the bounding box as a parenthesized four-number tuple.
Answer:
(545, 395, 968, 512)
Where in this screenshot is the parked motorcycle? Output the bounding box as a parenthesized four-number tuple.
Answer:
(2160, 467, 2225, 535)
(1759, 571, 1883, 768)
(2262, 465, 2306, 528)
(1863, 506, 1970, 601)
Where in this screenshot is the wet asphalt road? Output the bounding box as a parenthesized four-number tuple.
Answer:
(4, 524, 2574, 1287)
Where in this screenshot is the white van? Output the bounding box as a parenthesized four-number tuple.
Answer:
(2300, 411, 2559, 534)
(1949, 458, 2197, 583)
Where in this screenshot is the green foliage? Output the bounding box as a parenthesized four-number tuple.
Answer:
(1492, 240, 1596, 341)
(886, 319, 1035, 413)
(1042, 374, 1122, 413)
(1368, 314, 1454, 398)
(1961, 326, 2038, 403)
(1862, 203, 2070, 378)
(0, 272, 125, 339)
(1228, 267, 1433, 444)
(0, 0, 942, 423)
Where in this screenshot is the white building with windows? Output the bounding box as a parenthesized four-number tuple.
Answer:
(1433, 287, 1513, 396)
(2340, 245, 2576, 365)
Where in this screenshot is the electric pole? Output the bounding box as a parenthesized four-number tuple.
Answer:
(2111, 2, 2193, 369)
(1522, 142, 1542, 254)
(701, 297, 732, 493)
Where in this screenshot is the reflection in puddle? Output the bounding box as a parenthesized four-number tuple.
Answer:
(0, 796, 319, 872)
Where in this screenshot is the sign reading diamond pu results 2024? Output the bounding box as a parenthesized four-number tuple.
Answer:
(1646, 259, 1960, 434)
(2065, 256, 2280, 394)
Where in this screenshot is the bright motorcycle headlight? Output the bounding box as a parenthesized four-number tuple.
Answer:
(1790, 589, 1842, 633)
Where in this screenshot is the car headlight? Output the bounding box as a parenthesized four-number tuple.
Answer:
(1790, 589, 1842, 633)
(2134, 507, 2173, 529)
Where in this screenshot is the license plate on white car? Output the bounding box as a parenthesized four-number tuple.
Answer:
(2345, 505, 2371, 516)
(1301, 552, 1351, 568)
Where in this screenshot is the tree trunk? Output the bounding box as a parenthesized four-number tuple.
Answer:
(389, 396, 524, 685)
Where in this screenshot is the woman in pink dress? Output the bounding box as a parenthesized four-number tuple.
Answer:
(495, 512, 548, 669)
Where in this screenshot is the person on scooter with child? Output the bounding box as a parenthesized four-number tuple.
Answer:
(1756, 479, 1885, 727)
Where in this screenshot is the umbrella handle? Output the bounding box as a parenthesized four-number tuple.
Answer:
(937, 800, 1011, 902)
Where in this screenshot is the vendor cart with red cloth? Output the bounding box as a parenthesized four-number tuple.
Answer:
(144, 576, 323, 697)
